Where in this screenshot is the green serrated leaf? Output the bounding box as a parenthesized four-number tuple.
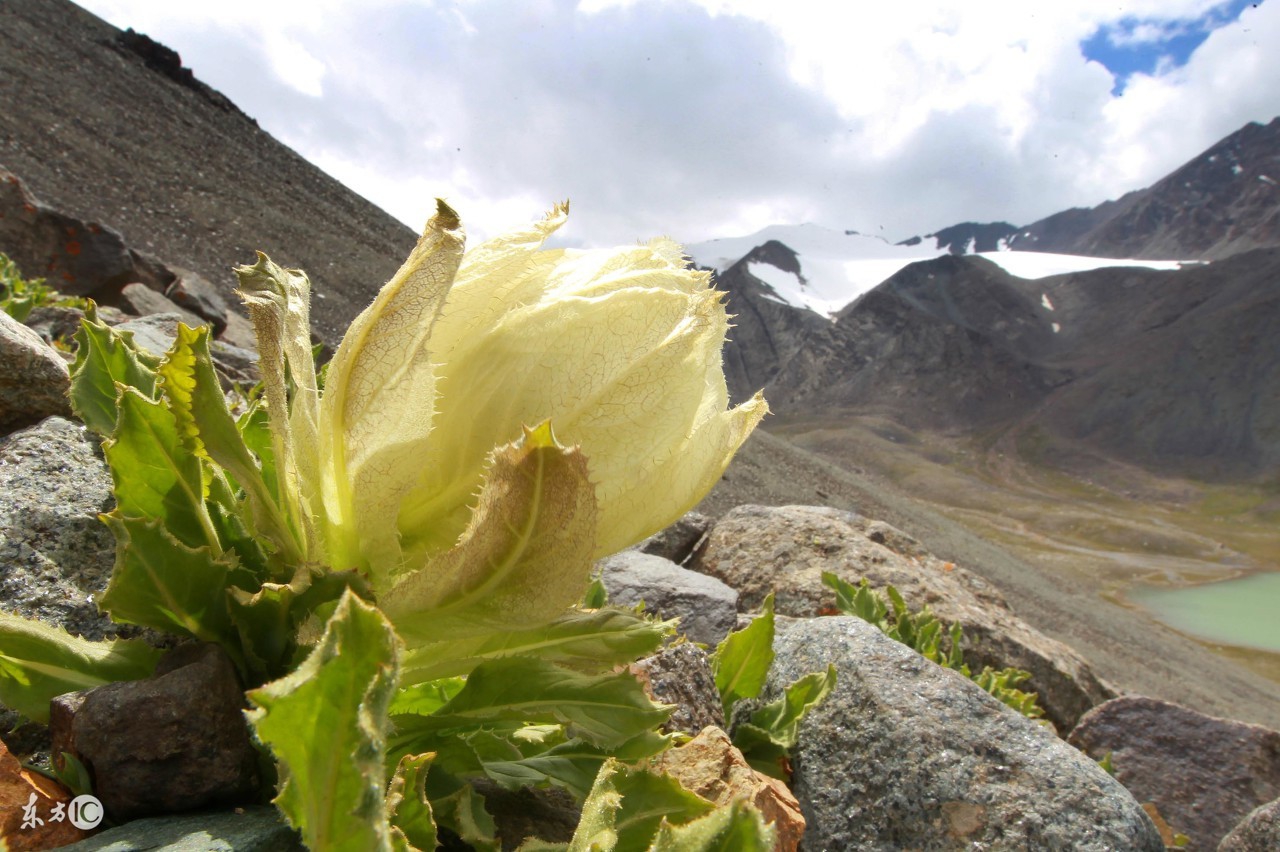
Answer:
(246, 590, 401, 852)
(403, 658, 671, 751)
(430, 782, 499, 852)
(69, 305, 160, 436)
(387, 753, 437, 852)
(568, 758, 622, 852)
(100, 514, 236, 644)
(610, 765, 715, 852)
(400, 608, 670, 682)
(104, 386, 220, 551)
(582, 576, 609, 609)
(711, 592, 774, 716)
(733, 664, 836, 779)
(0, 611, 162, 723)
(158, 323, 302, 567)
(647, 797, 774, 852)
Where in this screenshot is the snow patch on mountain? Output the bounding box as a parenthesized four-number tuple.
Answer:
(687, 223, 1194, 319)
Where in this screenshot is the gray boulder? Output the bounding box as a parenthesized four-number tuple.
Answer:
(0, 416, 118, 641)
(635, 511, 712, 564)
(1219, 798, 1280, 851)
(0, 310, 71, 431)
(118, 282, 206, 330)
(1069, 696, 1280, 850)
(629, 642, 725, 736)
(765, 615, 1162, 851)
(596, 551, 737, 646)
(692, 504, 1113, 732)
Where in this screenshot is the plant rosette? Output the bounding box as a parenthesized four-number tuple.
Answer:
(1, 201, 789, 850)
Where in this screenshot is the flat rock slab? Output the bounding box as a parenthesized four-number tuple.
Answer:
(1069, 695, 1280, 850)
(52, 806, 301, 851)
(766, 615, 1162, 851)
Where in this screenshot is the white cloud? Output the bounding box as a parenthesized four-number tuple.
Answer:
(74, 0, 1280, 248)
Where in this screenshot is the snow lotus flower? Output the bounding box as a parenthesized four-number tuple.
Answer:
(236, 200, 766, 631)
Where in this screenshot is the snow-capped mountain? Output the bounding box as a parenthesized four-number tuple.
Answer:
(686, 223, 1190, 320)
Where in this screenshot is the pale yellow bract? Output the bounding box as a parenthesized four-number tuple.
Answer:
(236, 200, 766, 601)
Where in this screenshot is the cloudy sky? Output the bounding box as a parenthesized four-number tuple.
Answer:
(77, 0, 1279, 248)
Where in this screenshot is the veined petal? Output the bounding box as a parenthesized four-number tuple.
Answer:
(317, 199, 465, 579)
(235, 254, 321, 559)
(397, 282, 718, 559)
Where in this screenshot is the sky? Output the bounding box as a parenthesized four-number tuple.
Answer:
(76, 0, 1279, 249)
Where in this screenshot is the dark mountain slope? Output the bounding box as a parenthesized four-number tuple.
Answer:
(0, 0, 417, 341)
(1010, 118, 1280, 260)
(757, 251, 1280, 479)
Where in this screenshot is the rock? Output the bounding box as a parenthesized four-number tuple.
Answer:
(765, 615, 1163, 851)
(117, 282, 205, 329)
(166, 268, 231, 335)
(635, 511, 712, 564)
(59, 643, 262, 821)
(597, 551, 738, 646)
(0, 168, 136, 297)
(52, 805, 302, 851)
(468, 779, 580, 850)
(0, 417, 120, 641)
(0, 739, 91, 850)
(112, 313, 259, 385)
(0, 310, 72, 431)
(629, 642, 725, 736)
(650, 726, 805, 852)
(1219, 798, 1280, 851)
(1068, 696, 1280, 850)
(691, 504, 1113, 732)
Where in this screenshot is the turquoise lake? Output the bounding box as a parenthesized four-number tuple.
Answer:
(1133, 572, 1280, 652)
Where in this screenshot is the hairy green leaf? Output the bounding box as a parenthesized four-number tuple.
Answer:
(399, 609, 670, 682)
(567, 758, 622, 852)
(648, 797, 774, 851)
(395, 658, 670, 751)
(0, 612, 162, 723)
(246, 590, 401, 852)
(159, 322, 300, 566)
(610, 764, 715, 852)
(711, 592, 774, 716)
(104, 386, 219, 551)
(100, 514, 236, 644)
(387, 753, 437, 852)
(69, 304, 160, 436)
(429, 782, 498, 852)
(733, 664, 836, 778)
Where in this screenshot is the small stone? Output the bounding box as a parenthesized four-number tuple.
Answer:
(0, 310, 71, 432)
(166, 267, 231, 335)
(649, 726, 805, 852)
(597, 551, 738, 646)
(66, 643, 262, 821)
(630, 642, 725, 736)
(635, 511, 713, 564)
(117, 282, 205, 329)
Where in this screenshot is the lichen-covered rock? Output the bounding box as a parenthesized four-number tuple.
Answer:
(597, 551, 738, 646)
(1219, 798, 1280, 852)
(0, 310, 71, 432)
(0, 417, 118, 641)
(630, 642, 724, 736)
(765, 615, 1163, 851)
(1069, 696, 1280, 850)
(692, 504, 1113, 732)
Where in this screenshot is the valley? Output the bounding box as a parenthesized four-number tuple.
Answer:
(767, 412, 1280, 683)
